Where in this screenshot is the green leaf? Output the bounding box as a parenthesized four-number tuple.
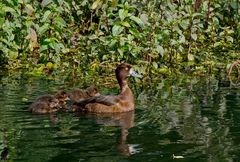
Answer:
(179, 35, 185, 43)
(140, 14, 148, 25)
(156, 45, 164, 57)
(54, 17, 66, 27)
(213, 17, 219, 25)
(188, 54, 194, 61)
(8, 51, 18, 59)
(191, 33, 197, 41)
(117, 48, 124, 58)
(121, 21, 130, 27)
(112, 25, 123, 36)
(180, 20, 189, 30)
(53, 43, 60, 53)
(46, 62, 54, 69)
(2, 6, 16, 13)
(119, 9, 128, 21)
(39, 23, 50, 35)
(40, 45, 48, 52)
(41, 10, 51, 22)
(130, 16, 144, 27)
(41, 0, 53, 7)
(213, 42, 222, 47)
(226, 36, 233, 43)
(25, 4, 34, 12)
(92, 0, 101, 10)
(0, 17, 4, 26)
(152, 62, 158, 69)
(129, 28, 140, 38)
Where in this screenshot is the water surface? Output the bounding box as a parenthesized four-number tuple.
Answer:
(0, 74, 240, 162)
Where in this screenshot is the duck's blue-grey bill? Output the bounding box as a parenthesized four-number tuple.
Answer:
(130, 69, 143, 78)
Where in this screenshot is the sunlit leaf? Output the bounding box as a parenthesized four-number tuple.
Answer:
(130, 16, 144, 27)
(2, 6, 16, 13)
(188, 54, 194, 61)
(140, 14, 148, 25)
(39, 45, 48, 52)
(179, 35, 185, 43)
(119, 9, 128, 21)
(156, 45, 164, 57)
(213, 17, 219, 25)
(117, 48, 124, 58)
(152, 62, 158, 69)
(46, 62, 53, 69)
(129, 28, 140, 37)
(54, 17, 66, 27)
(214, 42, 222, 47)
(121, 21, 130, 27)
(226, 63, 232, 71)
(57, 0, 64, 6)
(41, 10, 51, 22)
(25, 4, 34, 15)
(180, 20, 189, 30)
(226, 36, 233, 43)
(9, 51, 18, 59)
(112, 25, 123, 36)
(39, 23, 50, 35)
(191, 33, 197, 41)
(92, 0, 102, 10)
(41, 0, 52, 7)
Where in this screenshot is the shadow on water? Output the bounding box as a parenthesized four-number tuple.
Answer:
(0, 73, 240, 162)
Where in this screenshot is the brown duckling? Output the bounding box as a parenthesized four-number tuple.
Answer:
(36, 90, 69, 108)
(28, 97, 59, 114)
(69, 85, 100, 102)
(73, 63, 142, 113)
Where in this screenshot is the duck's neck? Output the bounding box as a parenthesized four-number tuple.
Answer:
(119, 79, 133, 97)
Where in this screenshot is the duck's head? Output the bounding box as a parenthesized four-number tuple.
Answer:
(55, 91, 70, 102)
(86, 85, 100, 97)
(115, 63, 142, 83)
(48, 98, 59, 108)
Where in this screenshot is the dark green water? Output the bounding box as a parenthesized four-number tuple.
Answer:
(0, 74, 240, 162)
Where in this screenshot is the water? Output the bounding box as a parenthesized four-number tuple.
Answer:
(0, 74, 240, 162)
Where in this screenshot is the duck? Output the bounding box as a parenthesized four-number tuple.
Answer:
(28, 97, 59, 114)
(73, 63, 142, 113)
(68, 85, 100, 102)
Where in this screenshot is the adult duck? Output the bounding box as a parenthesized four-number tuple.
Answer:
(73, 63, 142, 113)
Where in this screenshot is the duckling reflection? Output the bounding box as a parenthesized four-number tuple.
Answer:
(85, 111, 140, 156)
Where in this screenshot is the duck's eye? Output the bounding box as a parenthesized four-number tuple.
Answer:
(125, 67, 129, 71)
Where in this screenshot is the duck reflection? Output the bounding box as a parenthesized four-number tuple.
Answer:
(84, 111, 139, 156)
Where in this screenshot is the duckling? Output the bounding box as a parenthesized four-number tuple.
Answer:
(73, 63, 142, 113)
(55, 91, 70, 108)
(69, 85, 100, 102)
(36, 90, 69, 108)
(28, 97, 59, 114)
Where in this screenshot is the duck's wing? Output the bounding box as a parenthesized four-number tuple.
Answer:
(74, 95, 119, 107)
